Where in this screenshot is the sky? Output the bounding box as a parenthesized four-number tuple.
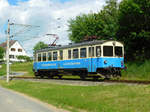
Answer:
(0, 0, 107, 56)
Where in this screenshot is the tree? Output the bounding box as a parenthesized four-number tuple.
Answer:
(68, 14, 99, 43)
(33, 41, 48, 52)
(0, 47, 5, 60)
(117, 0, 150, 61)
(68, 0, 119, 43)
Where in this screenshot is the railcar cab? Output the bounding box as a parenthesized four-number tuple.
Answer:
(33, 40, 124, 79)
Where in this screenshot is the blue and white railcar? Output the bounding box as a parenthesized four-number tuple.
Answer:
(33, 40, 124, 79)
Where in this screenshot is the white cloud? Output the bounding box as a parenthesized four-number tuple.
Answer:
(0, 0, 106, 56)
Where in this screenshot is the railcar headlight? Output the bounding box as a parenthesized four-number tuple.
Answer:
(104, 60, 107, 64)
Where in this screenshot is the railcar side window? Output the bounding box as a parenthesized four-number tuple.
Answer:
(38, 53, 41, 62)
(96, 46, 101, 57)
(80, 48, 86, 58)
(53, 52, 58, 60)
(103, 46, 113, 57)
(48, 52, 52, 61)
(73, 49, 79, 59)
(89, 47, 94, 57)
(60, 50, 63, 60)
(68, 50, 71, 59)
(43, 53, 47, 61)
(115, 47, 123, 57)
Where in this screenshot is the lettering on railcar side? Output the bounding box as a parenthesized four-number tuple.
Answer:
(41, 64, 56, 66)
(63, 62, 81, 65)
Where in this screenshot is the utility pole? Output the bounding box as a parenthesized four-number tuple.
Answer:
(6, 19, 10, 83)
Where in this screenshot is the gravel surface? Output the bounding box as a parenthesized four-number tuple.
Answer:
(11, 78, 117, 86)
(0, 86, 69, 112)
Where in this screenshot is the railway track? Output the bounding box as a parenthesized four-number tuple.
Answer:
(9, 76, 150, 85)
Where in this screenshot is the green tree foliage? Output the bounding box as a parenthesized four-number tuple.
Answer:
(117, 0, 150, 61)
(68, 0, 119, 42)
(97, 0, 119, 39)
(17, 55, 32, 62)
(33, 41, 48, 52)
(0, 47, 5, 60)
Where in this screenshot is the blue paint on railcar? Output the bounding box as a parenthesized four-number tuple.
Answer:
(33, 57, 124, 73)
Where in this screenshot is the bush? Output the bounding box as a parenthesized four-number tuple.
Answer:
(17, 55, 32, 62)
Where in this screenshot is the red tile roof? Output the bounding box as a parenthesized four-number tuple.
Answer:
(0, 40, 17, 49)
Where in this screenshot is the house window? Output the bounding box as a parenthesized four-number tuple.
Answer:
(18, 49, 22, 52)
(11, 48, 15, 51)
(9, 55, 15, 59)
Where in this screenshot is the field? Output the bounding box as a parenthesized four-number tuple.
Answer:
(1, 61, 150, 80)
(0, 80, 150, 112)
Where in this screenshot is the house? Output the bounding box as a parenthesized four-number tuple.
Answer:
(0, 40, 28, 62)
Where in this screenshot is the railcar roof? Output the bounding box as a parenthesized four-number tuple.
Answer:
(35, 40, 113, 53)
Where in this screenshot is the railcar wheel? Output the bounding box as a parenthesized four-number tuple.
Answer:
(80, 75, 86, 80)
(40, 75, 44, 78)
(58, 75, 63, 79)
(48, 75, 54, 79)
(93, 76, 99, 81)
(79, 71, 87, 80)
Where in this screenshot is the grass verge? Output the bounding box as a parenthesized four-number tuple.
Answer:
(0, 80, 150, 112)
(0, 62, 34, 76)
(122, 60, 150, 80)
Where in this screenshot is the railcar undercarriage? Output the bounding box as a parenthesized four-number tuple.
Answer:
(34, 67, 122, 80)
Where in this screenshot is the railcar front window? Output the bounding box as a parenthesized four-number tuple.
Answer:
(103, 46, 113, 57)
(60, 50, 63, 60)
(48, 52, 52, 61)
(96, 46, 101, 57)
(53, 52, 58, 60)
(115, 47, 123, 57)
(68, 50, 71, 59)
(89, 47, 94, 57)
(38, 54, 41, 62)
(80, 48, 86, 58)
(73, 49, 79, 59)
(43, 53, 47, 61)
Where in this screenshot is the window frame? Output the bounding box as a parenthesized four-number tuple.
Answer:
(68, 49, 72, 59)
(37, 53, 42, 62)
(103, 46, 113, 57)
(42, 52, 47, 61)
(73, 48, 79, 59)
(11, 48, 15, 52)
(48, 52, 52, 61)
(53, 51, 58, 61)
(96, 46, 101, 57)
(59, 50, 63, 60)
(80, 47, 87, 58)
(115, 46, 123, 57)
(18, 48, 22, 52)
(88, 47, 95, 57)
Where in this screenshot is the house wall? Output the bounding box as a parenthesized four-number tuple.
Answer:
(3, 41, 28, 62)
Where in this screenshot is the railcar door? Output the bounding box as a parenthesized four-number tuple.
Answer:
(88, 46, 94, 72)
